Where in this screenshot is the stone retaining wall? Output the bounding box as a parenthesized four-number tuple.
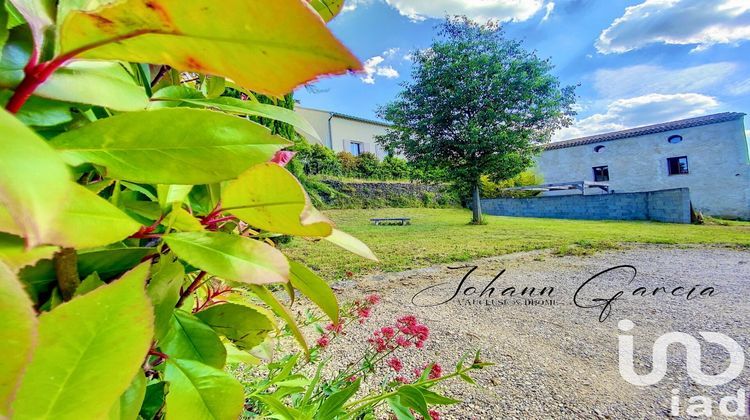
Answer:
(481, 188, 691, 223)
(319, 179, 459, 208)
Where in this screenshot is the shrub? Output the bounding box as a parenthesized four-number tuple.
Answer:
(381, 155, 411, 180)
(337, 151, 359, 176)
(0, 2, 484, 419)
(300, 143, 343, 176)
(354, 152, 382, 179)
(481, 171, 544, 199)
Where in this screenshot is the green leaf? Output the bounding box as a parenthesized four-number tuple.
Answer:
(0, 262, 37, 418)
(149, 85, 206, 108)
(12, 262, 154, 419)
(0, 232, 57, 272)
(74, 271, 105, 296)
(418, 388, 460, 405)
(146, 256, 185, 342)
(178, 97, 319, 140)
(195, 302, 274, 351)
(120, 181, 158, 201)
(108, 372, 147, 420)
(387, 396, 415, 420)
(49, 108, 291, 184)
(289, 260, 338, 324)
(157, 184, 193, 211)
(164, 358, 243, 420)
(7, 0, 53, 49)
(18, 246, 155, 304)
(0, 108, 71, 247)
(164, 231, 289, 285)
(139, 382, 166, 420)
(307, 0, 345, 22)
(46, 183, 142, 248)
(459, 372, 476, 385)
(395, 386, 430, 419)
(34, 61, 148, 111)
(247, 285, 308, 357)
(0, 27, 28, 90)
(58, 0, 361, 97)
(166, 206, 203, 232)
(161, 309, 226, 369)
(223, 163, 333, 237)
(256, 395, 306, 420)
(315, 377, 360, 420)
(224, 341, 260, 365)
(325, 228, 378, 261)
(0, 90, 72, 127)
(0, 4, 8, 53)
(200, 75, 225, 98)
(0, 183, 141, 249)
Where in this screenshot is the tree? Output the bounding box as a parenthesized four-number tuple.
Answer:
(377, 17, 577, 223)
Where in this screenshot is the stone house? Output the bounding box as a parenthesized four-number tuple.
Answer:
(534, 112, 749, 219)
(295, 106, 391, 159)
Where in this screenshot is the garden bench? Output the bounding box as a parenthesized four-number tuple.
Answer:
(370, 218, 411, 226)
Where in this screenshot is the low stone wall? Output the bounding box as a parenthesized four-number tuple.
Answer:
(319, 179, 459, 208)
(481, 188, 691, 223)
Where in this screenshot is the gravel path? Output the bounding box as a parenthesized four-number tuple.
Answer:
(324, 245, 750, 419)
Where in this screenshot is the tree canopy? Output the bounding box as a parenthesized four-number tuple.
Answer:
(377, 17, 577, 222)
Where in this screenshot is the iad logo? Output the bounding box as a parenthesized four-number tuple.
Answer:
(618, 320, 747, 417)
(618, 319, 745, 386)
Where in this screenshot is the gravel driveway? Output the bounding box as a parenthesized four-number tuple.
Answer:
(325, 245, 750, 419)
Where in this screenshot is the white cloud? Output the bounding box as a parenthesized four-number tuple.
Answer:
(384, 0, 547, 23)
(728, 77, 750, 95)
(553, 93, 719, 140)
(596, 0, 750, 54)
(541, 2, 555, 22)
(592, 62, 737, 98)
(341, 0, 373, 14)
(383, 47, 400, 57)
(360, 53, 401, 84)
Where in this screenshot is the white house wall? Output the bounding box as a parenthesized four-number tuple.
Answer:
(534, 118, 750, 219)
(329, 117, 390, 159)
(295, 107, 391, 159)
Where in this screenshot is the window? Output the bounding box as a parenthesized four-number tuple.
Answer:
(349, 141, 363, 156)
(592, 165, 609, 182)
(667, 156, 689, 175)
(668, 135, 683, 144)
(594, 145, 606, 153)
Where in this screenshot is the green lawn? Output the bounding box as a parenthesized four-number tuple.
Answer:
(283, 208, 750, 280)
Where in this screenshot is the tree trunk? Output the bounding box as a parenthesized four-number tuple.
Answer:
(472, 182, 482, 224)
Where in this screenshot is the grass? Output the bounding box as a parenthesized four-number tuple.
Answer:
(283, 208, 750, 280)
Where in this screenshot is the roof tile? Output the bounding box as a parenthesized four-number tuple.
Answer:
(545, 112, 746, 150)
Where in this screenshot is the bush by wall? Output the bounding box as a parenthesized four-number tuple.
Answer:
(481, 171, 544, 199)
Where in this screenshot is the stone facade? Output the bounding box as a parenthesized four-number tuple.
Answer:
(534, 114, 749, 219)
(481, 188, 692, 223)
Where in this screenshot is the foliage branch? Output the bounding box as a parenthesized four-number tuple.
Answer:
(377, 17, 577, 223)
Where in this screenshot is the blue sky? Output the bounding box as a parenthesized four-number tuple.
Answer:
(295, 0, 750, 141)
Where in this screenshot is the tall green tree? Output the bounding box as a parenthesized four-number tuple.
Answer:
(378, 17, 577, 223)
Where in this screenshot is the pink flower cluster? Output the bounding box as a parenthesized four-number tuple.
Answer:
(396, 315, 429, 348)
(367, 315, 430, 353)
(386, 357, 403, 372)
(315, 294, 382, 349)
(413, 363, 442, 380)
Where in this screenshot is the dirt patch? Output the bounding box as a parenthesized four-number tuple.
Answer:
(327, 245, 750, 419)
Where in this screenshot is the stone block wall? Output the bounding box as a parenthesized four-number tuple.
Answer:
(319, 179, 460, 208)
(481, 188, 691, 223)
